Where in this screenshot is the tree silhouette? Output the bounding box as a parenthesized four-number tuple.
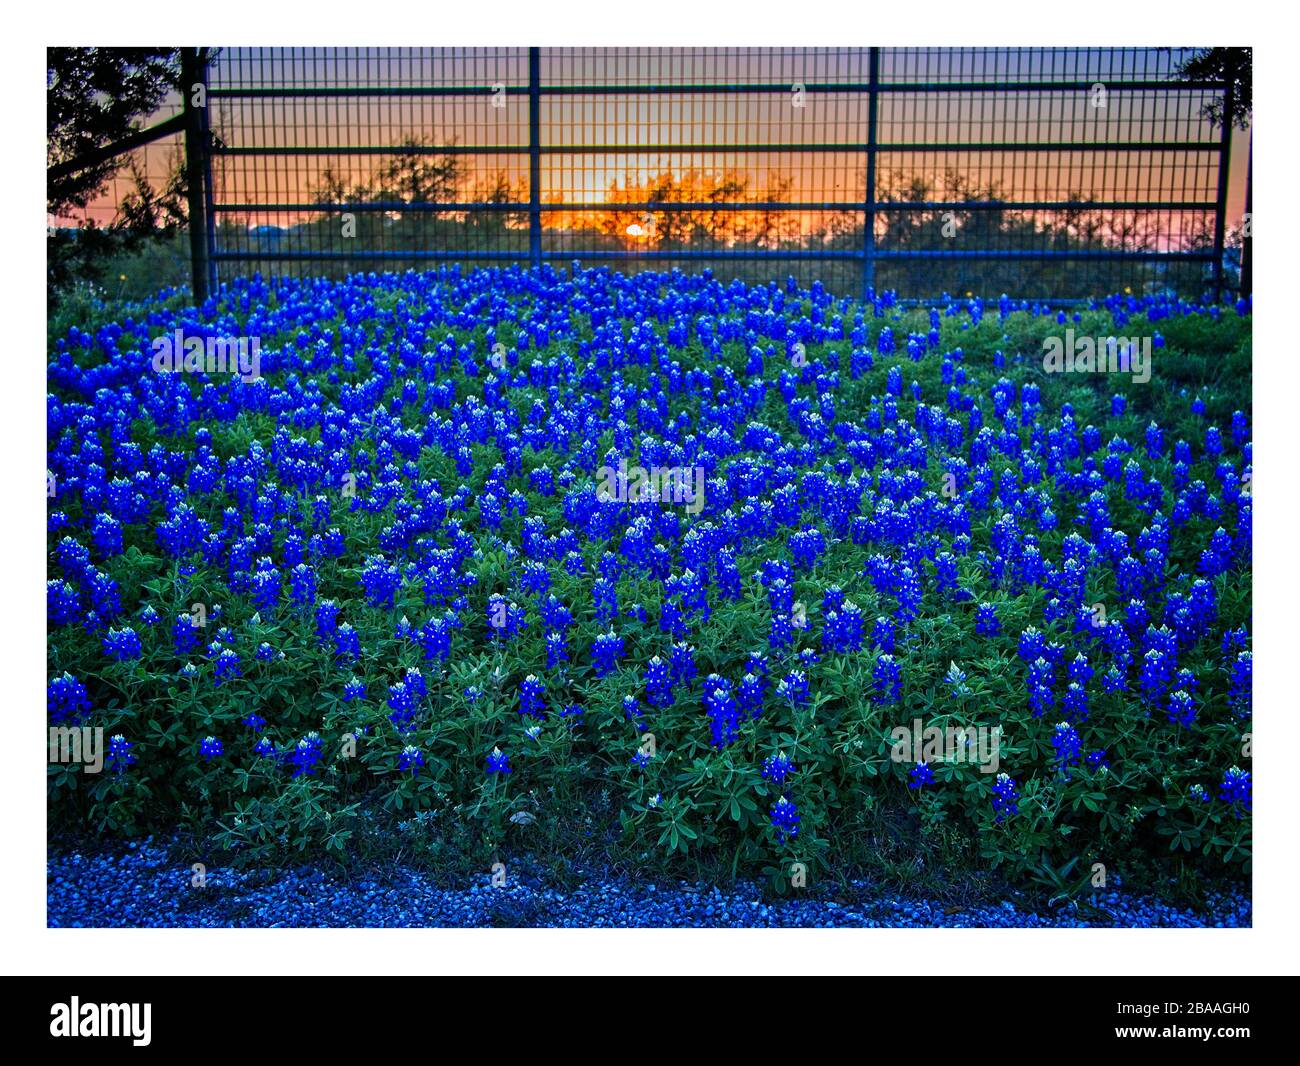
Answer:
(1176, 48, 1251, 129)
(47, 47, 180, 216)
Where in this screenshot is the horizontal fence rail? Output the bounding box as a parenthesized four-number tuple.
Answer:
(196, 46, 1238, 301)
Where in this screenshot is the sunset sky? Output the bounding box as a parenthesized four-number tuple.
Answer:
(66, 47, 1250, 250)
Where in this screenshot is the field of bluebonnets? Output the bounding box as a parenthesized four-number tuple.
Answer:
(47, 265, 1252, 904)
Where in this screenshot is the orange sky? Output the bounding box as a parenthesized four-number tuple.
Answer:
(62, 47, 1251, 245)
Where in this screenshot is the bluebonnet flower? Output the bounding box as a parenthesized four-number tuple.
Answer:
(670, 641, 697, 686)
(399, 745, 425, 773)
(1051, 722, 1082, 769)
(334, 623, 361, 660)
(908, 763, 935, 789)
(703, 675, 741, 748)
(992, 773, 1020, 822)
(40, 269, 1256, 884)
(871, 615, 896, 654)
(823, 601, 864, 654)
(314, 599, 340, 643)
(199, 736, 224, 762)
(1232, 409, 1249, 447)
(106, 734, 136, 774)
(1218, 766, 1251, 814)
(486, 747, 511, 774)
(714, 550, 742, 600)
(762, 751, 796, 784)
(790, 526, 826, 570)
(1228, 651, 1252, 718)
(242, 713, 266, 732)
(486, 594, 527, 641)
(622, 694, 647, 732)
(645, 656, 674, 707)
(251, 559, 281, 614)
(630, 748, 653, 770)
(945, 661, 970, 696)
(873, 654, 901, 703)
(545, 631, 568, 669)
(768, 613, 794, 651)
(934, 551, 959, 596)
(1026, 657, 1054, 718)
(769, 795, 801, 842)
(540, 594, 575, 634)
(592, 578, 618, 624)
(737, 672, 765, 719)
(895, 567, 923, 621)
(1086, 748, 1109, 771)
(360, 555, 402, 609)
(102, 627, 142, 662)
(521, 560, 551, 597)
(48, 580, 80, 626)
(777, 669, 810, 708)
(48, 672, 91, 724)
(387, 680, 420, 732)
(1138, 648, 1172, 706)
(255, 642, 277, 662)
(822, 585, 845, 616)
(289, 563, 317, 608)
(975, 603, 1000, 637)
(1063, 682, 1089, 723)
(519, 674, 546, 719)
(1017, 626, 1046, 663)
(591, 631, 623, 677)
(213, 648, 242, 686)
(1167, 689, 1197, 728)
(417, 615, 454, 663)
(289, 732, 324, 776)
(1067, 653, 1093, 686)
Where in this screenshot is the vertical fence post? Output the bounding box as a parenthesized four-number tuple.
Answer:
(861, 47, 880, 302)
(181, 48, 211, 304)
(197, 49, 218, 297)
(528, 47, 542, 272)
(1240, 131, 1252, 298)
(1211, 79, 1234, 302)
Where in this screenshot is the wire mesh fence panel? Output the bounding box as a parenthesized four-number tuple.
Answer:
(192, 47, 1241, 299)
(48, 86, 194, 302)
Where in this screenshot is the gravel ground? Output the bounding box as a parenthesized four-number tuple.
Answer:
(48, 839, 1251, 929)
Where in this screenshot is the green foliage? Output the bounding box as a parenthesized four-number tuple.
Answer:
(47, 295, 1251, 901)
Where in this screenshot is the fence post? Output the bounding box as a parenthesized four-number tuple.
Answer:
(197, 50, 218, 297)
(861, 46, 880, 302)
(1211, 78, 1234, 302)
(528, 47, 542, 272)
(1240, 131, 1252, 298)
(181, 48, 211, 304)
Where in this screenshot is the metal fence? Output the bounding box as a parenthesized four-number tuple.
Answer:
(72, 47, 1249, 302)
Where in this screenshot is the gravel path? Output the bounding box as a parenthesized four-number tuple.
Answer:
(48, 839, 1251, 928)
